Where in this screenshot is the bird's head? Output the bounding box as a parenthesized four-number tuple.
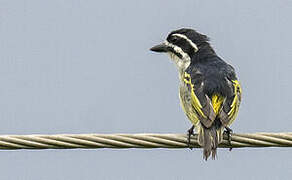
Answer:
(150, 28, 210, 70)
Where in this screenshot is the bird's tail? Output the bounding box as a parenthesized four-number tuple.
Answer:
(198, 125, 224, 160)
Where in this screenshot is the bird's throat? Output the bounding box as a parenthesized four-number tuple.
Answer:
(167, 52, 190, 73)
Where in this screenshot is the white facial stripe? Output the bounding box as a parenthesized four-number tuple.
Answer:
(164, 41, 190, 61)
(172, 33, 199, 52)
(164, 41, 190, 70)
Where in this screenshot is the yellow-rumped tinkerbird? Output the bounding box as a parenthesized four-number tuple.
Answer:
(150, 28, 241, 160)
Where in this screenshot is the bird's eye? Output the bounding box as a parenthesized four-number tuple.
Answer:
(170, 36, 179, 43)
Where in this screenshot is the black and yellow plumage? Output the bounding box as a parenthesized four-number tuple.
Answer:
(150, 28, 241, 160)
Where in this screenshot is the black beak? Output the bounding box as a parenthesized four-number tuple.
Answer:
(150, 43, 168, 53)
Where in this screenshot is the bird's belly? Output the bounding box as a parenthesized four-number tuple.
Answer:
(179, 84, 200, 126)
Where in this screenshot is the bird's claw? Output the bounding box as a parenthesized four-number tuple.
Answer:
(224, 127, 233, 151)
(187, 125, 195, 149)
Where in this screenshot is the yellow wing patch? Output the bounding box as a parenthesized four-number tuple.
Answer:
(227, 80, 242, 125)
(184, 72, 225, 117)
(182, 72, 241, 131)
(211, 94, 224, 115)
(183, 72, 207, 118)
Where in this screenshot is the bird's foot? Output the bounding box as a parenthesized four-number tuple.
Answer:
(224, 127, 233, 151)
(187, 125, 195, 149)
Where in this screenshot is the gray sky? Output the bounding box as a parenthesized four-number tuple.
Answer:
(0, 0, 292, 179)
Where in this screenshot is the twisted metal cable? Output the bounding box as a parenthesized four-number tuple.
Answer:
(0, 132, 291, 150)
(0, 132, 292, 150)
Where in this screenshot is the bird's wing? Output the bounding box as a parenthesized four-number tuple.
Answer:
(219, 79, 242, 126)
(183, 72, 217, 128)
(183, 71, 241, 128)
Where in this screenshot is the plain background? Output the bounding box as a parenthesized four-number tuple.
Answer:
(1, 0, 292, 179)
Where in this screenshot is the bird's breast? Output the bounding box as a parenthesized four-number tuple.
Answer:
(179, 82, 199, 125)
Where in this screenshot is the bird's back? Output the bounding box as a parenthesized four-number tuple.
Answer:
(179, 56, 233, 123)
(191, 57, 236, 98)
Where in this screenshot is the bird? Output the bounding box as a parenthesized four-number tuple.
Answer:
(150, 28, 241, 160)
